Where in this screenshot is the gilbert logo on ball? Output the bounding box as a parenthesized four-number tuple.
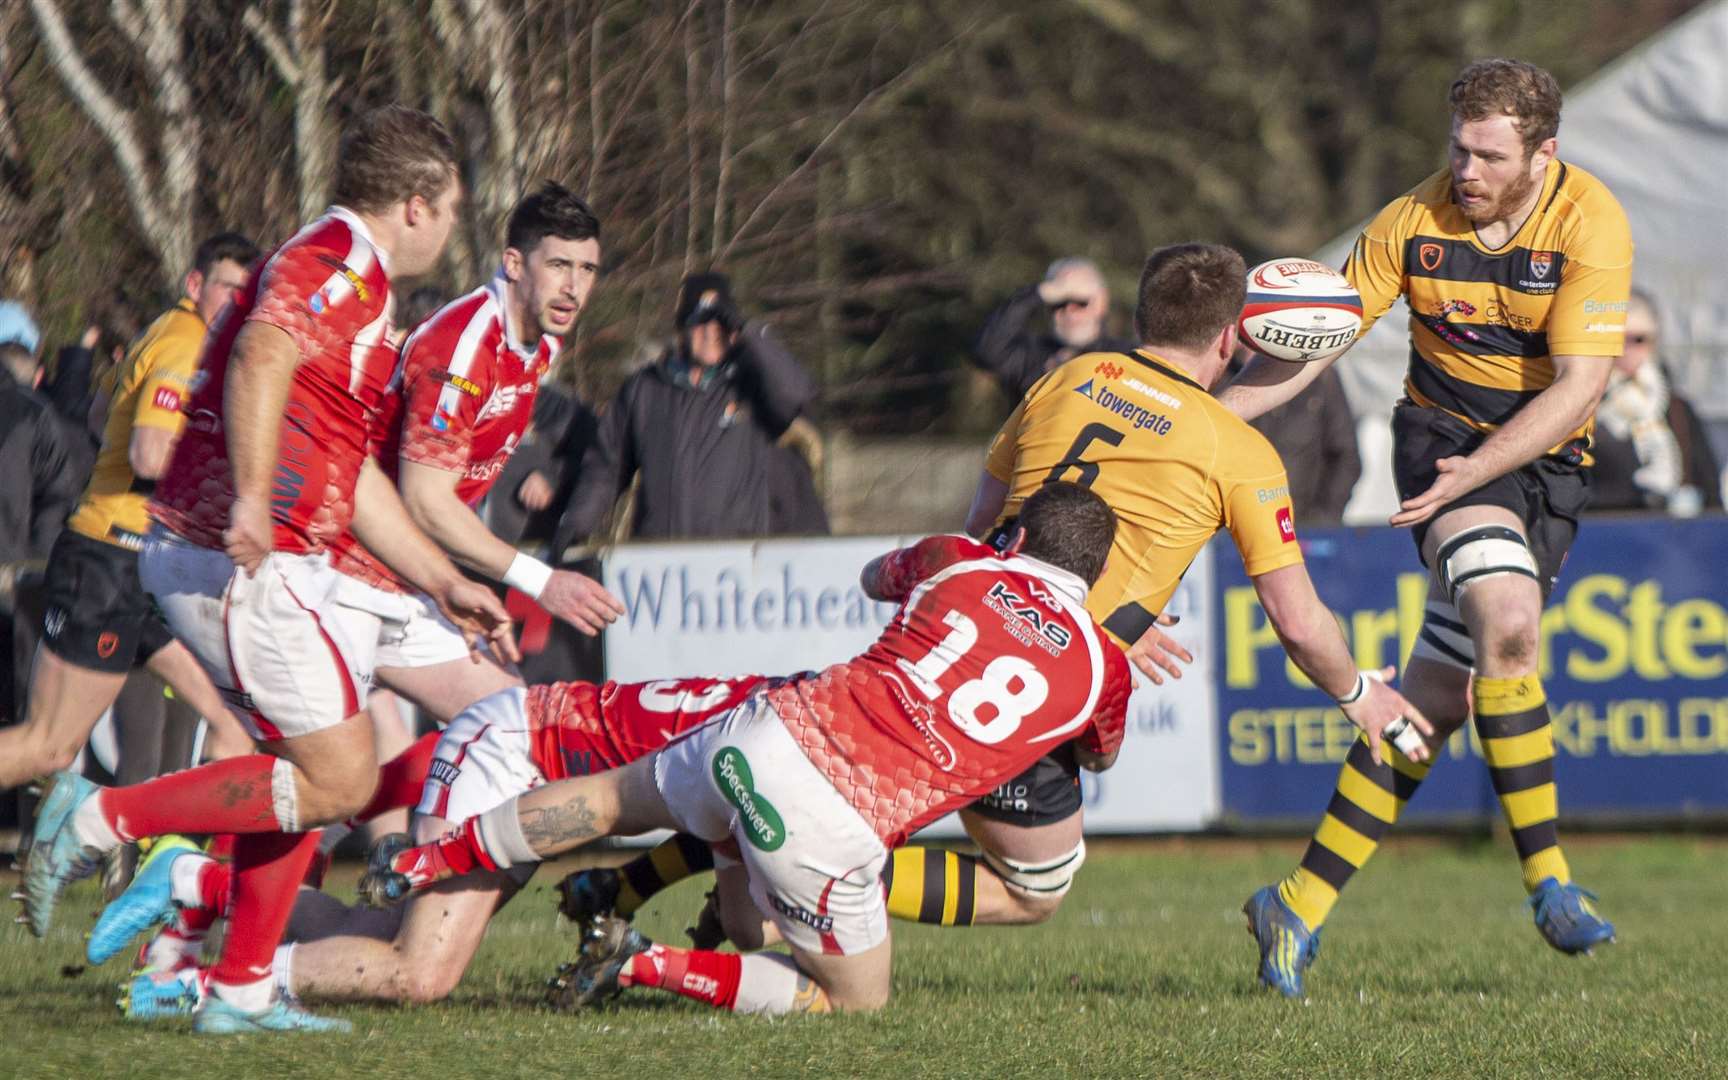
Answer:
(1238, 259, 1364, 363)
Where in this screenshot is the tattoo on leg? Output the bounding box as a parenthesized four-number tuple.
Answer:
(520, 797, 600, 853)
(789, 974, 832, 1014)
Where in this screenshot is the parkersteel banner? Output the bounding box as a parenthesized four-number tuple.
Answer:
(1215, 518, 1728, 825)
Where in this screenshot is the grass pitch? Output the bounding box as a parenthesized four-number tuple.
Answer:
(2, 836, 1722, 1078)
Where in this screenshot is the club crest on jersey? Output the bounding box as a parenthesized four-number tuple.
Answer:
(984, 580, 1072, 656)
(1418, 242, 1443, 272)
(1529, 251, 1554, 280)
(713, 748, 785, 851)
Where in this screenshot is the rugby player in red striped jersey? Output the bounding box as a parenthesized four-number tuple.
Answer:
(21, 106, 517, 1036)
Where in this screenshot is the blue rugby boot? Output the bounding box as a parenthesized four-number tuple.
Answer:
(21, 772, 112, 936)
(194, 997, 353, 1035)
(546, 916, 652, 1011)
(1243, 885, 1322, 998)
(121, 967, 205, 1022)
(88, 835, 202, 965)
(1529, 877, 1616, 955)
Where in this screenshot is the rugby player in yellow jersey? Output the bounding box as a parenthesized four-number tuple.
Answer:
(0, 234, 260, 789)
(1222, 59, 1631, 996)
(869, 243, 1431, 930)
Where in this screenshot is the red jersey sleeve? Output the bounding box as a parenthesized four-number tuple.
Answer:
(1076, 645, 1132, 757)
(868, 534, 996, 603)
(247, 241, 381, 363)
(397, 335, 493, 473)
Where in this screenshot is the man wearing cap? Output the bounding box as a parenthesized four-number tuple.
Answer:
(555, 273, 818, 544)
(973, 257, 1136, 401)
(0, 302, 83, 726)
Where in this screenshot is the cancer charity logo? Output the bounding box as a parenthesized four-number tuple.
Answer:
(713, 747, 786, 851)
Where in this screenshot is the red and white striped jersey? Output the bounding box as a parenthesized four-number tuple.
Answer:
(527, 675, 771, 781)
(153, 208, 395, 554)
(330, 273, 556, 590)
(768, 534, 1131, 848)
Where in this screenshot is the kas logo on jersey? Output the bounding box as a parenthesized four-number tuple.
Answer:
(476, 382, 534, 422)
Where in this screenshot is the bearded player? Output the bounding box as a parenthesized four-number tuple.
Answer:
(90, 179, 626, 1017)
(21, 105, 517, 1036)
(1220, 59, 1629, 996)
(356, 486, 1139, 1017)
(89, 674, 769, 1012)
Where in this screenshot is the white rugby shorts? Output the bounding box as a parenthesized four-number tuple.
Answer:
(654, 695, 888, 956)
(140, 530, 388, 741)
(415, 687, 543, 823)
(372, 588, 475, 670)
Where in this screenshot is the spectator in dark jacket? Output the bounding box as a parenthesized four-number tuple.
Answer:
(1590, 291, 1722, 516)
(1, 334, 83, 726)
(974, 257, 1136, 400)
(489, 380, 601, 551)
(555, 273, 817, 547)
(1224, 347, 1362, 523)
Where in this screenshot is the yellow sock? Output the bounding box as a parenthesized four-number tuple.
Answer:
(1278, 735, 1432, 930)
(1474, 673, 1570, 892)
(883, 847, 977, 926)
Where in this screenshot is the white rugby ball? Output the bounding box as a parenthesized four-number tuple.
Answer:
(1238, 258, 1364, 363)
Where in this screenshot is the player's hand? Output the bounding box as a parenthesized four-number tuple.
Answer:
(1125, 614, 1193, 686)
(434, 578, 522, 664)
(538, 569, 626, 636)
(517, 470, 554, 512)
(1339, 665, 1434, 766)
(1390, 455, 1483, 528)
(223, 495, 274, 576)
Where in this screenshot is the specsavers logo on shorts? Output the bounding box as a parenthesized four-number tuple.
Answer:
(713, 746, 786, 851)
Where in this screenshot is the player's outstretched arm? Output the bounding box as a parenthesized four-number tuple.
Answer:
(398, 460, 624, 635)
(1215, 350, 1338, 424)
(963, 471, 1009, 537)
(1251, 563, 1432, 765)
(221, 321, 301, 572)
(352, 458, 521, 662)
(1390, 354, 1612, 527)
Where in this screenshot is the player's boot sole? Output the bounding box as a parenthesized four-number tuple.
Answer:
(547, 916, 651, 1011)
(21, 771, 108, 936)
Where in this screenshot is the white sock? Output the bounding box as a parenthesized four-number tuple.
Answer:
(270, 757, 301, 832)
(70, 791, 122, 850)
(209, 974, 273, 1013)
(169, 853, 214, 908)
(474, 798, 538, 869)
(733, 953, 824, 1015)
(272, 943, 297, 1002)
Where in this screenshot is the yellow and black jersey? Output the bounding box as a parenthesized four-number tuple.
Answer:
(986, 349, 1304, 646)
(1347, 160, 1633, 455)
(67, 299, 205, 548)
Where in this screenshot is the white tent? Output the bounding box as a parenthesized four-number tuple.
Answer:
(1316, 0, 1728, 522)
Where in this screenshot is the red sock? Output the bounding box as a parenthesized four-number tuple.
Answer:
(623, 944, 742, 1010)
(101, 755, 283, 841)
(355, 733, 440, 822)
(389, 818, 494, 890)
(177, 835, 239, 934)
(209, 831, 320, 988)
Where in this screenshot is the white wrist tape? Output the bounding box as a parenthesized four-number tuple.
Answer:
(503, 552, 553, 598)
(1335, 671, 1368, 706)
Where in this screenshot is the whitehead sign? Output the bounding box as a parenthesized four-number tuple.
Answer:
(602, 536, 914, 682)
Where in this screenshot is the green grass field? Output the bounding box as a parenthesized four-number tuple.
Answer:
(2, 836, 1723, 1078)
